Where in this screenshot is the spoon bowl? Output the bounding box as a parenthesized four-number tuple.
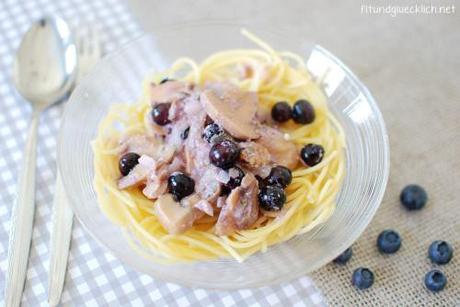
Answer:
(12, 17, 77, 108)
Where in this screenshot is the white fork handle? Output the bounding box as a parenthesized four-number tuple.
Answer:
(48, 172, 74, 307)
(5, 113, 39, 307)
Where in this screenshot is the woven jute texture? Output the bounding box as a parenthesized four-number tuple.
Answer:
(310, 5, 460, 307)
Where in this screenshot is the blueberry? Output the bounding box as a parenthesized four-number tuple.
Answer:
(209, 139, 240, 169)
(333, 247, 352, 265)
(255, 175, 268, 190)
(151, 103, 171, 126)
(258, 185, 286, 211)
(300, 144, 325, 167)
(377, 230, 401, 254)
(159, 77, 174, 84)
(400, 184, 427, 210)
(292, 99, 315, 124)
(167, 172, 195, 201)
(225, 166, 245, 190)
(352, 267, 374, 290)
(424, 270, 447, 292)
(202, 123, 224, 143)
(119, 152, 140, 176)
(266, 166, 292, 188)
(220, 186, 231, 196)
(271, 102, 292, 123)
(428, 240, 453, 265)
(181, 126, 190, 140)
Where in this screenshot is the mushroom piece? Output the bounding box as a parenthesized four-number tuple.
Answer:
(200, 84, 259, 140)
(195, 168, 221, 203)
(256, 125, 299, 169)
(180, 193, 206, 220)
(119, 135, 160, 157)
(239, 141, 272, 170)
(142, 167, 168, 199)
(155, 144, 176, 166)
(154, 194, 196, 234)
(149, 81, 192, 105)
(215, 173, 260, 236)
(194, 200, 214, 216)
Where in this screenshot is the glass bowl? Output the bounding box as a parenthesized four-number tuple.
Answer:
(58, 22, 389, 289)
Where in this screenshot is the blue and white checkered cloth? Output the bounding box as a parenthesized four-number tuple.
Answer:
(0, 0, 325, 305)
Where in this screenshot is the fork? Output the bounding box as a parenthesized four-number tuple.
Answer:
(48, 26, 101, 307)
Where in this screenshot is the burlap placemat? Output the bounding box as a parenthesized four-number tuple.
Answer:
(311, 7, 460, 307)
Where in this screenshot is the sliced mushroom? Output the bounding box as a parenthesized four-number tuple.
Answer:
(180, 193, 205, 220)
(180, 193, 201, 208)
(194, 200, 214, 216)
(119, 135, 160, 157)
(215, 173, 260, 236)
(255, 103, 273, 124)
(149, 81, 192, 105)
(195, 168, 221, 203)
(155, 144, 175, 166)
(143, 180, 168, 199)
(216, 196, 226, 209)
(166, 155, 185, 174)
(154, 194, 196, 234)
(200, 83, 259, 140)
(168, 99, 185, 122)
(142, 167, 168, 199)
(239, 141, 271, 170)
(256, 125, 299, 169)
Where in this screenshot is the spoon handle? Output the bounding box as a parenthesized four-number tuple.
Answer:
(48, 172, 74, 307)
(4, 113, 39, 307)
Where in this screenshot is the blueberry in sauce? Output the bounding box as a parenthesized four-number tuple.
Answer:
(292, 99, 315, 124)
(209, 139, 240, 170)
(352, 267, 374, 290)
(167, 172, 195, 201)
(428, 240, 453, 265)
(119, 152, 140, 176)
(258, 185, 286, 211)
(202, 123, 224, 143)
(300, 144, 325, 167)
(181, 126, 190, 140)
(400, 184, 427, 210)
(159, 77, 174, 84)
(151, 103, 171, 126)
(225, 166, 245, 190)
(377, 230, 401, 254)
(271, 102, 292, 123)
(333, 247, 352, 265)
(220, 186, 231, 196)
(255, 175, 268, 190)
(424, 270, 447, 292)
(266, 166, 292, 188)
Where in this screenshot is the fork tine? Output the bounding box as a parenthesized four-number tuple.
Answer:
(76, 25, 102, 79)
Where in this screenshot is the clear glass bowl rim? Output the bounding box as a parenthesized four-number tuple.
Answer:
(58, 22, 390, 289)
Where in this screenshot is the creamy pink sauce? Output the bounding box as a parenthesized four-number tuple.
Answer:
(117, 80, 298, 235)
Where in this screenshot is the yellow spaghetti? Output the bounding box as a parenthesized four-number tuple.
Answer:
(92, 30, 346, 263)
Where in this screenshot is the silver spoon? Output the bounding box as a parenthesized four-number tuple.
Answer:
(5, 16, 77, 307)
